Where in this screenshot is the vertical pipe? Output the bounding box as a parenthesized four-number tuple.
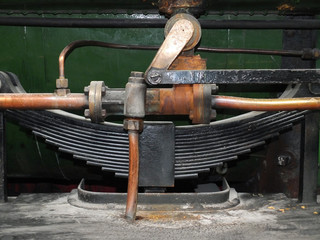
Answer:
(125, 130, 140, 221)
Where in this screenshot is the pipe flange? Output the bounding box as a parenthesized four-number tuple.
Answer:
(84, 81, 107, 123)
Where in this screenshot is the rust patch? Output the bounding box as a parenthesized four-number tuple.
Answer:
(170, 55, 206, 70)
(277, 4, 295, 11)
(139, 211, 200, 221)
(159, 0, 203, 15)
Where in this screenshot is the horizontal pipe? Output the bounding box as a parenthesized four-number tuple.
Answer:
(212, 95, 320, 111)
(0, 93, 87, 110)
(200, 19, 320, 29)
(3, 92, 320, 113)
(198, 47, 304, 57)
(0, 17, 320, 29)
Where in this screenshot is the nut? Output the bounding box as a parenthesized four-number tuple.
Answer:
(54, 88, 70, 96)
(277, 155, 291, 166)
(101, 109, 107, 118)
(123, 119, 144, 132)
(211, 84, 219, 94)
(56, 77, 68, 89)
(101, 86, 107, 94)
(210, 109, 217, 120)
(84, 86, 89, 94)
(130, 71, 144, 78)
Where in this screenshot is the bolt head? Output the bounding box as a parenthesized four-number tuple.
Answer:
(101, 109, 107, 118)
(148, 72, 162, 84)
(210, 110, 217, 120)
(84, 86, 89, 94)
(211, 84, 219, 94)
(277, 155, 290, 166)
(84, 109, 90, 118)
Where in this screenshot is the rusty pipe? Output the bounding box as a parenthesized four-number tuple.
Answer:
(146, 86, 194, 116)
(212, 95, 320, 111)
(125, 130, 140, 222)
(0, 93, 87, 110)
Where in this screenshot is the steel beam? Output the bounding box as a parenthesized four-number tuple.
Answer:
(146, 68, 320, 85)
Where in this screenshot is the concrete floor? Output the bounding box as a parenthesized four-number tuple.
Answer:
(0, 191, 320, 240)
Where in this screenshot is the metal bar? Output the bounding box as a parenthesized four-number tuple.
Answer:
(125, 130, 140, 222)
(213, 95, 320, 111)
(149, 69, 320, 85)
(299, 112, 319, 203)
(0, 17, 320, 29)
(0, 111, 6, 202)
(0, 93, 87, 110)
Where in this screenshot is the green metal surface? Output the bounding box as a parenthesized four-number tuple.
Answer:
(0, 13, 318, 184)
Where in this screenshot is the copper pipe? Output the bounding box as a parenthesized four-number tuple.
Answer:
(213, 95, 320, 111)
(59, 40, 158, 79)
(0, 93, 87, 110)
(125, 130, 140, 222)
